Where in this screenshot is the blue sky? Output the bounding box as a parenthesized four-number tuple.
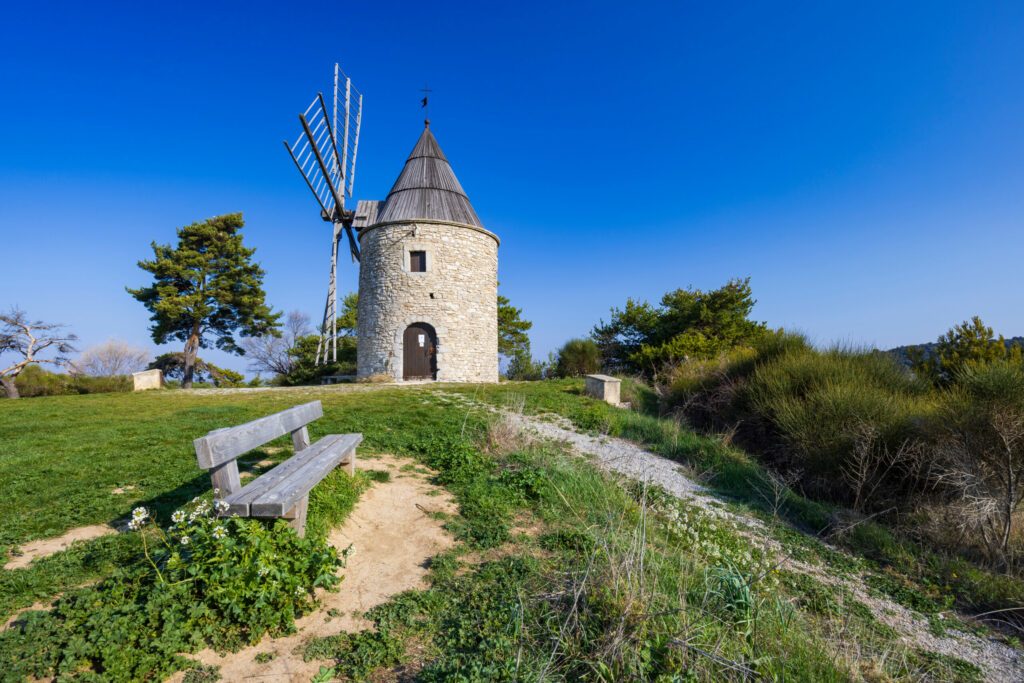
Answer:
(1, 1, 1022, 373)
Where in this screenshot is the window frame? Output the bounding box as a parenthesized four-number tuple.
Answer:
(409, 250, 427, 273)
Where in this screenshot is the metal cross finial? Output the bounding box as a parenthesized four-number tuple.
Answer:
(420, 83, 432, 126)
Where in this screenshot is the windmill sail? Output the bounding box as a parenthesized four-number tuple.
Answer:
(283, 64, 364, 366)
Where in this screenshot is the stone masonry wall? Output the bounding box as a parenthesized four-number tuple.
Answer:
(356, 221, 499, 382)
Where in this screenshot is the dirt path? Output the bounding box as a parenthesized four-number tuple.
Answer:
(170, 453, 456, 683)
(4, 524, 116, 570)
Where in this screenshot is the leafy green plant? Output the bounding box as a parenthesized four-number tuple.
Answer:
(182, 664, 221, 682)
(0, 498, 346, 681)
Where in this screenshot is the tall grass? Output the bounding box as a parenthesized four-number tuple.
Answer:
(662, 336, 937, 502)
(745, 347, 935, 480)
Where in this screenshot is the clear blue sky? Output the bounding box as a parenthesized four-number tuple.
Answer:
(2, 1, 1022, 373)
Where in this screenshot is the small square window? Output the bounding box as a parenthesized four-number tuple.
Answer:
(410, 250, 427, 272)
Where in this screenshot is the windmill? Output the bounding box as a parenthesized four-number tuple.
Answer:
(283, 63, 363, 365)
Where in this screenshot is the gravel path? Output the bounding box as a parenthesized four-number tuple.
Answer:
(509, 413, 707, 499)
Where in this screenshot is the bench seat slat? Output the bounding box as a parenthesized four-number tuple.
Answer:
(250, 434, 362, 517)
(222, 434, 347, 516)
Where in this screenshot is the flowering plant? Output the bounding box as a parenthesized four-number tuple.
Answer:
(126, 494, 347, 648)
(639, 485, 781, 591)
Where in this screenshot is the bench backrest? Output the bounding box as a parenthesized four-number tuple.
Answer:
(194, 400, 323, 470)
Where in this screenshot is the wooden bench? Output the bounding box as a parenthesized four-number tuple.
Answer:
(193, 400, 361, 536)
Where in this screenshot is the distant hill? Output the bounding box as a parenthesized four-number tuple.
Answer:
(888, 337, 1024, 368)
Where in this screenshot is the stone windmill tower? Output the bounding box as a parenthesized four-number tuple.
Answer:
(353, 122, 499, 382)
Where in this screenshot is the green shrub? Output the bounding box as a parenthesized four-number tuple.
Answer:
(662, 339, 935, 503)
(13, 365, 71, 397)
(554, 338, 602, 378)
(911, 315, 1024, 385)
(148, 353, 245, 388)
(11, 365, 133, 397)
(0, 499, 345, 681)
(279, 335, 356, 385)
(665, 345, 758, 405)
(504, 349, 547, 380)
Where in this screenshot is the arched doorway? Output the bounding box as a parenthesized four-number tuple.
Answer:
(403, 323, 438, 380)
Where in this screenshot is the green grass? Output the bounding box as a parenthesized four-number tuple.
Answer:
(0, 387, 490, 620)
(0, 382, 1016, 680)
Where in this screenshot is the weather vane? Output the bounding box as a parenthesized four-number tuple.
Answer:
(420, 83, 432, 125)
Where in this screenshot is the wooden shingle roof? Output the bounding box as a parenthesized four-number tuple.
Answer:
(374, 125, 483, 228)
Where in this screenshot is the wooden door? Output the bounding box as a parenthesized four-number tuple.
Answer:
(403, 323, 437, 380)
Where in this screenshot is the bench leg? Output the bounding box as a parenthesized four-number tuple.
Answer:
(346, 448, 357, 476)
(284, 495, 309, 538)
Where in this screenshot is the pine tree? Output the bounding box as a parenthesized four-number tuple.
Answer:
(336, 292, 358, 337)
(915, 316, 1023, 384)
(127, 213, 280, 388)
(498, 292, 532, 358)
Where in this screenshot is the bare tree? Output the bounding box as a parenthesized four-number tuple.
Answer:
(842, 422, 918, 513)
(0, 308, 78, 399)
(937, 413, 1024, 568)
(240, 310, 311, 377)
(285, 310, 313, 341)
(71, 339, 152, 377)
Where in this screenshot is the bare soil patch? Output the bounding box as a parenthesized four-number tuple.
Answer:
(4, 525, 117, 571)
(171, 453, 456, 682)
(2, 600, 53, 631)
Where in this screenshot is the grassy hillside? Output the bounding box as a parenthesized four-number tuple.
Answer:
(0, 383, 1017, 680)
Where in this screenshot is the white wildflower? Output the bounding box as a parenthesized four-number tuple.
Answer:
(171, 510, 186, 524)
(258, 565, 270, 577)
(295, 586, 305, 598)
(127, 507, 149, 531)
(214, 500, 230, 514)
(188, 501, 210, 522)
(212, 526, 227, 540)
(180, 535, 191, 546)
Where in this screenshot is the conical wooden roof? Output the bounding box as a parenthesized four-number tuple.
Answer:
(375, 125, 483, 228)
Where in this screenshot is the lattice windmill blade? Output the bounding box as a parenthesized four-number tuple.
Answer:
(334, 64, 364, 201)
(283, 63, 364, 366)
(333, 65, 364, 263)
(283, 94, 346, 222)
